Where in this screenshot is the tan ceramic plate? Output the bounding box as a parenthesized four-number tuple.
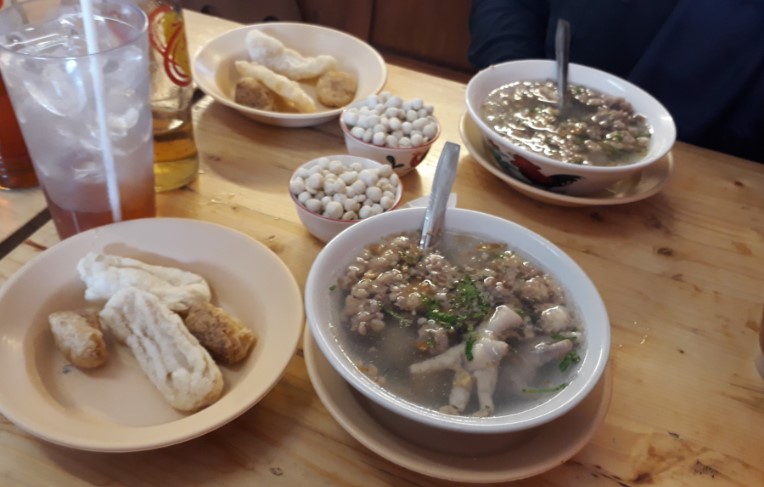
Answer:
(192, 22, 387, 128)
(460, 113, 674, 207)
(305, 329, 613, 484)
(0, 218, 303, 452)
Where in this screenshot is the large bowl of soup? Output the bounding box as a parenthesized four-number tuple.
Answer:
(465, 60, 676, 196)
(305, 207, 610, 433)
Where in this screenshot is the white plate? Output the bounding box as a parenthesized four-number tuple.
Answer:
(304, 329, 613, 484)
(192, 22, 387, 128)
(460, 113, 674, 207)
(0, 218, 303, 452)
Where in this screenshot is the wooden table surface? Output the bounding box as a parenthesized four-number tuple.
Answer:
(1, 10, 763, 487)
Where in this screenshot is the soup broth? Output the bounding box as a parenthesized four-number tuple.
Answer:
(481, 80, 651, 166)
(332, 231, 585, 417)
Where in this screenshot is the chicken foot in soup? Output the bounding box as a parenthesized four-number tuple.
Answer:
(410, 305, 523, 416)
(505, 337, 576, 394)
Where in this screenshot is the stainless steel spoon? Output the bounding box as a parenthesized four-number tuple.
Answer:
(419, 141, 460, 250)
(555, 19, 571, 114)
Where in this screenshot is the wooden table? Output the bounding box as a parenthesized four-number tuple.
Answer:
(1, 10, 763, 487)
(0, 183, 47, 256)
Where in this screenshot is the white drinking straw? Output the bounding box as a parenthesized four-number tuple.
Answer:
(79, 0, 122, 222)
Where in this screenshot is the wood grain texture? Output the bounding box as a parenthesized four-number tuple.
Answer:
(0, 10, 762, 487)
(0, 187, 46, 246)
(297, 0, 374, 41)
(370, 0, 473, 72)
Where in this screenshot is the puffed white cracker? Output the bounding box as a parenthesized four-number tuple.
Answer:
(235, 61, 317, 113)
(77, 252, 211, 313)
(245, 29, 336, 80)
(99, 287, 224, 412)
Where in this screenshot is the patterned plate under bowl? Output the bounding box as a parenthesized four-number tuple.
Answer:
(460, 113, 674, 207)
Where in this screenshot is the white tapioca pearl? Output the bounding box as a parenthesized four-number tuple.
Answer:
(379, 165, 394, 177)
(324, 201, 343, 219)
(412, 118, 428, 131)
(380, 195, 394, 210)
(343, 198, 360, 212)
(350, 126, 365, 139)
(306, 172, 323, 190)
(399, 137, 412, 148)
(372, 131, 386, 146)
(385, 96, 402, 108)
(366, 186, 382, 202)
(358, 169, 379, 186)
(423, 123, 438, 139)
(401, 122, 413, 135)
(410, 133, 424, 147)
(289, 178, 305, 194)
(342, 211, 358, 220)
(358, 206, 372, 219)
(342, 110, 359, 126)
(386, 135, 399, 147)
(298, 191, 311, 203)
(329, 159, 346, 174)
(350, 179, 366, 195)
(317, 157, 330, 169)
(362, 129, 373, 143)
(305, 199, 322, 213)
(340, 170, 358, 184)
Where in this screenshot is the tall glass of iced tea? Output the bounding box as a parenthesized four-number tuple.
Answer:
(0, 0, 156, 238)
(0, 72, 37, 190)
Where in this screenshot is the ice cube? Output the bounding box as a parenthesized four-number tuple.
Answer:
(108, 106, 140, 137)
(102, 45, 145, 89)
(23, 59, 87, 117)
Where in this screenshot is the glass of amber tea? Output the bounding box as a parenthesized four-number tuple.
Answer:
(0, 71, 38, 190)
(0, 0, 156, 238)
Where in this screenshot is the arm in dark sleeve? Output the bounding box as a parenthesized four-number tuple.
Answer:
(468, 0, 550, 70)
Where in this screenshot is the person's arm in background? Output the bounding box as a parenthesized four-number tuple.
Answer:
(468, 0, 549, 70)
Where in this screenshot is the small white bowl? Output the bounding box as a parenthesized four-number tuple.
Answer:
(305, 207, 610, 434)
(465, 60, 676, 196)
(289, 155, 404, 243)
(192, 23, 387, 128)
(340, 100, 441, 176)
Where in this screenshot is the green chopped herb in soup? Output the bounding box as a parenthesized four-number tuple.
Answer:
(481, 80, 652, 166)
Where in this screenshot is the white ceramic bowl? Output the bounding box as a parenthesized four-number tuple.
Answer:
(305, 207, 610, 433)
(289, 155, 404, 243)
(465, 60, 676, 196)
(192, 22, 387, 128)
(340, 99, 441, 176)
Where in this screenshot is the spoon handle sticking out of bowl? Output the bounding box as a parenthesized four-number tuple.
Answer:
(555, 18, 571, 113)
(419, 141, 460, 250)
